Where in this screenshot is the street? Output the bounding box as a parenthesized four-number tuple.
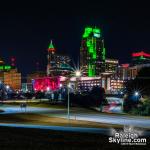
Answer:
(0, 105, 150, 129)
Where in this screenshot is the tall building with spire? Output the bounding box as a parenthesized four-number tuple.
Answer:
(47, 40, 72, 76)
(47, 40, 56, 76)
(80, 26, 106, 77)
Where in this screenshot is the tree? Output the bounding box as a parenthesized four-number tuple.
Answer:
(124, 67, 150, 113)
(90, 86, 106, 107)
(125, 67, 150, 96)
(35, 91, 45, 99)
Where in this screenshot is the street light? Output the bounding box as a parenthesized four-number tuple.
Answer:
(60, 83, 62, 88)
(120, 91, 123, 95)
(75, 70, 81, 93)
(67, 83, 71, 120)
(134, 91, 139, 101)
(67, 70, 81, 121)
(59, 84, 63, 101)
(6, 85, 10, 90)
(47, 87, 50, 92)
(134, 91, 139, 96)
(75, 70, 81, 77)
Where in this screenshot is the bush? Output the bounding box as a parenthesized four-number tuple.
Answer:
(63, 86, 107, 108)
(125, 98, 150, 116)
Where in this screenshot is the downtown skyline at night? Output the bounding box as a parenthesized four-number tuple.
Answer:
(0, 1, 150, 149)
(0, 1, 150, 76)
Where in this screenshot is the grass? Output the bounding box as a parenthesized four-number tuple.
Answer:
(3, 101, 66, 109)
(0, 126, 149, 150)
(24, 102, 65, 109)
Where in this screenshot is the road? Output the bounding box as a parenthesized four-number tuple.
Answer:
(0, 105, 150, 129)
(0, 123, 109, 135)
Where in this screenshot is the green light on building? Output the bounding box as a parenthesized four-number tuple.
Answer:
(88, 64, 92, 77)
(139, 56, 146, 60)
(89, 47, 94, 53)
(5, 66, 11, 70)
(0, 65, 11, 70)
(93, 28, 100, 33)
(86, 39, 91, 47)
(88, 64, 95, 77)
(93, 38, 97, 59)
(83, 27, 101, 38)
(102, 47, 106, 61)
(83, 27, 93, 38)
(93, 54, 96, 59)
(82, 26, 104, 77)
(0, 66, 3, 70)
(93, 28, 101, 38)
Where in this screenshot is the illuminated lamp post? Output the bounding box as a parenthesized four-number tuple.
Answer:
(67, 70, 81, 120)
(59, 84, 62, 101)
(75, 70, 81, 93)
(67, 83, 71, 120)
(47, 87, 50, 92)
(60, 83, 62, 88)
(6, 85, 10, 90)
(134, 91, 139, 101)
(75, 70, 81, 77)
(134, 91, 139, 96)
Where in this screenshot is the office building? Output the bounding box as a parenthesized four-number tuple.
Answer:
(105, 58, 119, 73)
(0, 68, 21, 90)
(80, 27, 106, 77)
(27, 71, 46, 83)
(47, 40, 72, 76)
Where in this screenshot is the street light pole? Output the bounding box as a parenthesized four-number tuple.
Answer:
(75, 70, 81, 94)
(67, 85, 70, 120)
(67, 70, 81, 121)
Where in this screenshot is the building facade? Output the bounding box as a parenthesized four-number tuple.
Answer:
(80, 27, 106, 77)
(0, 68, 21, 90)
(27, 71, 46, 83)
(47, 40, 72, 76)
(105, 58, 119, 74)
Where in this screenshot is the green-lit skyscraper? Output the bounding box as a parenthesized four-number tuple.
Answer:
(80, 27, 106, 77)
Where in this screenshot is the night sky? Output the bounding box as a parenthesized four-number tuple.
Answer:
(0, 1, 150, 77)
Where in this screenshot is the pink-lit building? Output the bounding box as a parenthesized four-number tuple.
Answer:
(32, 76, 60, 92)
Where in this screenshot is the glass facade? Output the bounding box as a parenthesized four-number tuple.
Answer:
(80, 27, 106, 77)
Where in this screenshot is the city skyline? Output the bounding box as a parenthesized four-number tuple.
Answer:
(0, 1, 150, 76)
(0, 2, 150, 149)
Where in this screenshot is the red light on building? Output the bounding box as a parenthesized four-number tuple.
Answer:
(10, 57, 16, 66)
(11, 57, 15, 61)
(32, 77, 60, 92)
(132, 51, 150, 57)
(121, 64, 129, 68)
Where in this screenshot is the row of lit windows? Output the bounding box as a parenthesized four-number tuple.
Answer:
(111, 80, 124, 83)
(4, 80, 21, 83)
(4, 74, 21, 78)
(79, 83, 101, 86)
(111, 83, 123, 86)
(111, 86, 123, 88)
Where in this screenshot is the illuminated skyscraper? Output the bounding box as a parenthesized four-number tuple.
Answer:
(80, 27, 106, 77)
(47, 40, 72, 76)
(47, 40, 56, 76)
